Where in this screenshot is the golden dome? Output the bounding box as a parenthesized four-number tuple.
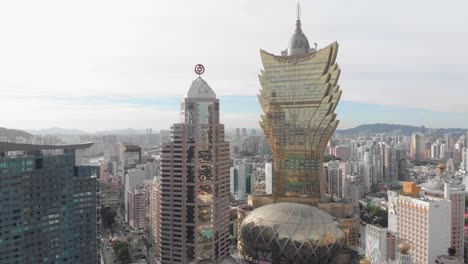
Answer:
(437, 163, 446, 171)
(360, 258, 371, 264)
(399, 243, 411, 255)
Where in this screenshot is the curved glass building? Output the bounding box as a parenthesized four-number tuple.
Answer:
(238, 203, 345, 264)
(258, 6, 342, 203)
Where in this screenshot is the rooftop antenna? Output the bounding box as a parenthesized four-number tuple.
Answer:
(296, 0, 301, 21)
(295, 0, 302, 32)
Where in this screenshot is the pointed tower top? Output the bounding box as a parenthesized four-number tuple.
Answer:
(187, 77, 216, 99)
(287, 0, 310, 55)
(297, 1, 301, 20)
(296, 0, 302, 32)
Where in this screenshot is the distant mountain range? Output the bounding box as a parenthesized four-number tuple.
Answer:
(0, 127, 33, 141)
(26, 127, 148, 135)
(337, 123, 468, 136)
(26, 127, 89, 135)
(8, 124, 468, 137)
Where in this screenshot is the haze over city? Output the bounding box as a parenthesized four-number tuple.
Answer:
(1, 0, 467, 131)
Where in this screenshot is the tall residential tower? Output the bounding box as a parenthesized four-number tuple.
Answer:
(258, 4, 342, 203)
(156, 71, 231, 263)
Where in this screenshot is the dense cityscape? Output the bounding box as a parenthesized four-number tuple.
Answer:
(1, 2, 468, 264)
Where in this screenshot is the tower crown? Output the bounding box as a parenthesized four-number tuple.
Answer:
(287, 2, 310, 55)
(187, 77, 216, 99)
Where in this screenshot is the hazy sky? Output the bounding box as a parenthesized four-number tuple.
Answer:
(1, 0, 467, 132)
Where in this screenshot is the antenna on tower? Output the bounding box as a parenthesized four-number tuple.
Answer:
(296, 0, 301, 21)
(295, 0, 302, 32)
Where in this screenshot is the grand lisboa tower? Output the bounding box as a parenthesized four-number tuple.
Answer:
(258, 3, 342, 204)
(238, 4, 348, 264)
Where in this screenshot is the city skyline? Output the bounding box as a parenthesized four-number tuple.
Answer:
(1, 0, 467, 131)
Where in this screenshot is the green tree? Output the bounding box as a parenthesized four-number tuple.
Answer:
(113, 241, 130, 264)
(360, 205, 388, 227)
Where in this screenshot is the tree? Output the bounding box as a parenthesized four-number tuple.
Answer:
(114, 241, 130, 264)
(360, 205, 388, 228)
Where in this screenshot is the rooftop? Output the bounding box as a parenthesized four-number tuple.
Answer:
(0, 142, 93, 152)
(187, 77, 216, 99)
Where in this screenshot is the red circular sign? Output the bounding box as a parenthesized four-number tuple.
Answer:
(195, 64, 205, 75)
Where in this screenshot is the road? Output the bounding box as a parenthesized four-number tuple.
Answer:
(101, 227, 118, 264)
(102, 244, 117, 264)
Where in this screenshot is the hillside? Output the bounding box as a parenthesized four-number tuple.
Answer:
(336, 124, 424, 136)
(0, 127, 33, 142)
(26, 127, 88, 135)
(337, 123, 467, 136)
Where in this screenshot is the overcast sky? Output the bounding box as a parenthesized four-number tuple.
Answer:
(1, 0, 467, 132)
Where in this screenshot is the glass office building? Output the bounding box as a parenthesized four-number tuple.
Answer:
(0, 142, 99, 264)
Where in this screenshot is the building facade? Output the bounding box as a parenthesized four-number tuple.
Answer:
(127, 186, 146, 229)
(265, 162, 273, 194)
(0, 143, 99, 264)
(230, 160, 254, 202)
(365, 224, 396, 263)
(124, 168, 146, 223)
(421, 179, 465, 259)
(258, 9, 342, 203)
(324, 160, 345, 198)
(411, 133, 426, 162)
(388, 189, 451, 264)
(156, 75, 231, 263)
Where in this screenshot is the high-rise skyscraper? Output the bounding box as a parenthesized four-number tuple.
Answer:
(383, 146, 407, 182)
(431, 143, 440, 159)
(258, 5, 342, 203)
(445, 133, 455, 150)
(127, 185, 147, 229)
(156, 72, 231, 263)
(410, 133, 426, 162)
(0, 142, 99, 264)
(323, 160, 344, 198)
(230, 160, 254, 202)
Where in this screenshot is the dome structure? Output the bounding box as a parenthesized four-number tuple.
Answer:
(420, 178, 445, 191)
(287, 19, 310, 56)
(187, 77, 216, 99)
(437, 163, 447, 172)
(238, 203, 345, 264)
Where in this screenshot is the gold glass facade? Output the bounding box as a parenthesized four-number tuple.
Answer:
(258, 41, 342, 202)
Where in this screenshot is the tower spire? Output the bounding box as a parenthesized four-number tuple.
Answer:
(296, 0, 302, 32)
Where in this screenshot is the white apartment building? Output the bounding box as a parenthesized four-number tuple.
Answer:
(388, 190, 451, 264)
